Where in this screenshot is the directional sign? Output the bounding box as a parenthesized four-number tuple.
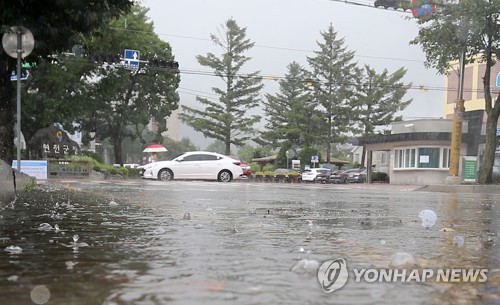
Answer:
(311, 155, 319, 163)
(10, 70, 30, 81)
(124, 49, 140, 70)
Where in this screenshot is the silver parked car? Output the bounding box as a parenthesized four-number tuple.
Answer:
(140, 151, 244, 182)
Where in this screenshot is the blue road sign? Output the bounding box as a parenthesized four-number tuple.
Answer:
(124, 49, 140, 69)
(496, 72, 500, 88)
(10, 70, 29, 81)
(311, 155, 319, 163)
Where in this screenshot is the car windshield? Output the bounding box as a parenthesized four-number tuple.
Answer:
(6, 1, 498, 305)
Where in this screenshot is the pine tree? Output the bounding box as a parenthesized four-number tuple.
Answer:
(260, 62, 323, 149)
(354, 65, 412, 166)
(180, 19, 263, 155)
(307, 24, 358, 163)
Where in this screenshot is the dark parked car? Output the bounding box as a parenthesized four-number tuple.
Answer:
(330, 170, 348, 184)
(345, 168, 367, 183)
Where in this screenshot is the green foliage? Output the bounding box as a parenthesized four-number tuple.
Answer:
(206, 140, 226, 154)
(299, 146, 320, 170)
(249, 162, 260, 173)
(77, 6, 180, 165)
(81, 150, 102, 163)
(372, 171, 389, 182)
(307, 24, 358, 161)
(163, 137, 198, 159)
(118, 167, 129, 176)
(179, 18, 263, 155)
(260, 62, 323, 149)
(353, 65, 412, 136)
(262, 163, 275, 172)
(0, 0, 133, 163)
(276, 142, 292, 169)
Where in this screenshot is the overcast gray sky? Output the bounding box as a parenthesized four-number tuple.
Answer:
(142, 0, 445, 148)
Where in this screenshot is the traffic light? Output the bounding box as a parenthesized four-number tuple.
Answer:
(91, 54, 121, 64)
(146, 58, 179, 71)
(374, 0, 411, 10)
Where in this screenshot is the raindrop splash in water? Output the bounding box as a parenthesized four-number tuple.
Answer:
(38, 223, 53, 231)
(5, 245, 22, 254)
(419, 210, 437, 229)
(452, 235, 465, 247)
(389, 252, 418, 268)
(183, 213, 191, 220)
(73, 234, 79, 243)
(65, 261, 77, 270)
(153, 228, 166, 235)
(109, 198, 118, 206)
(290, 258, 320, 276)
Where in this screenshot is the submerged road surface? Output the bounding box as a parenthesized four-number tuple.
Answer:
(0, 180, 498, 305)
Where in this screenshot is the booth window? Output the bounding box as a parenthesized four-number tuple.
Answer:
(394, 147, 449, 169)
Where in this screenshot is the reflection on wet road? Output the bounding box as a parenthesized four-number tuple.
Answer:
(0, 180, 498, 305)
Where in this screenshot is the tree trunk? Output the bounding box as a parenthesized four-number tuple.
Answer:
(360, 145, 366, 169)
(113, 125, 124, 166)
(225, 134, 230, 155)
(326, 115, 332, 163)
(477, 111, 499, 184)
(0, 56, 16, 164)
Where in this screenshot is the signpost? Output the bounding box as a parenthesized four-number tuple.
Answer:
(10, 70, 29, 81)
(124, 49, 140, 70)
(462, 157, 477, 183)
(2, 26, 35, 171)
(311, 155, 319, 168)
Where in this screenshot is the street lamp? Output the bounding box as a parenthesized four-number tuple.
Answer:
(2, 26, 34, 171)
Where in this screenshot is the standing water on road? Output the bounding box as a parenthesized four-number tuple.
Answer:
(0, 180, 498, 305)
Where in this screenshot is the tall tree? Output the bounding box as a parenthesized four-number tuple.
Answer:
(307, 24, 358, 163)
(0, 0, 133, 163)
(260, 61, 323, 149)
(179, 19, 263, 155)
(79, 6, 180, 165)
(410, 0, 500, 184)
(354, 65, 412, 166)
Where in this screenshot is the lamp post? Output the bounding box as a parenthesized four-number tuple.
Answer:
(2, 26, 34, 171)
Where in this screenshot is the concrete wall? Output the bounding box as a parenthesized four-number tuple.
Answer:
(0, 160, 36, 205)
(392, 119, 468, 134)
(390, 169, 450, 185)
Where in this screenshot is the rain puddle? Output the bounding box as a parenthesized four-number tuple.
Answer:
(0, 181, 497, 305)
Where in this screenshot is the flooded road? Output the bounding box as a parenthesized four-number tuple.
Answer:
(0, 180, 498, 305)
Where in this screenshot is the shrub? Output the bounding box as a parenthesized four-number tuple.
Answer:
(372, 171, 389, 182)
(262, 163, 274, 172)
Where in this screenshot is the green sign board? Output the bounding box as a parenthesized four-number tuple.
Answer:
(463, 157, 477, 182)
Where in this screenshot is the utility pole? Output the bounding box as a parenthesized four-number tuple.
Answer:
(446, 50, 466, 183)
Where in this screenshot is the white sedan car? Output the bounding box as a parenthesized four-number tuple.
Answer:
(140, 151, 244, 182)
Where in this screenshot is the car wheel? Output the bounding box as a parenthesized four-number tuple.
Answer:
(218, 170, 232, 182)
(158, 169, 173, 181)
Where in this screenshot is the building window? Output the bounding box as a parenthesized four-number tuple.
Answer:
(394, 148, 416, 168)
(442, 148, 450, 168)
(354, 153, 360, 164)
(380, 152, 387, 165)
(394, 147, 449, 169)
(418, 147, 440, 168)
